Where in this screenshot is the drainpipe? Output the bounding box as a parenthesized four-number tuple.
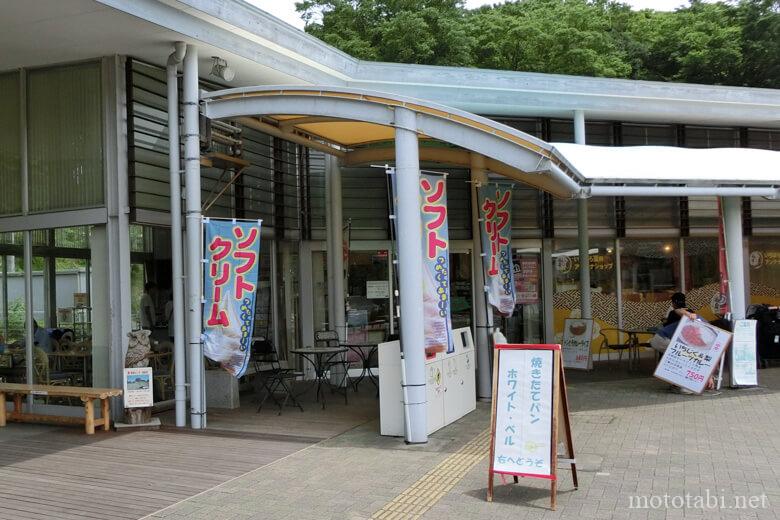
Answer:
(167, 42, 187, 428)
(183, 45, 204, 429)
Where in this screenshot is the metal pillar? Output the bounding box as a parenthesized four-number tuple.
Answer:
(183, 45, 204, 429)
(327, 156, 346, 341)
(326, 155, 347, 384)
(574, 110, 591, 319)
(722, 197, 747, 320)
(469, 154, 491, 401)
(324, 161, 336, 331)
(168, 42, 187, 427)
(541, 238, 555, 343)
(394, 107, 427, 444)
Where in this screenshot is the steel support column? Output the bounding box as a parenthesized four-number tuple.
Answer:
(183, 45, 204, 429)
(574, 110, 592, 320)
(469, 154, 492, 401)
(395, 107, 427, 444)
(722, 197, 747, 320)
(326, 155, 346, 384)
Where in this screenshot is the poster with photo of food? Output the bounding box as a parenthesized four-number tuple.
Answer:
(654, 317, 732, 394)
(562, 318, 593, 370)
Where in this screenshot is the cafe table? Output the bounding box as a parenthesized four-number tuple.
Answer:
(341, 343, 379, 394)
(623, 329, 660, 369)
(289, 346, 348, 409)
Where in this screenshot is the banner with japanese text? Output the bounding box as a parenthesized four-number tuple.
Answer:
(420, 173, 453, 354)
(202, 219, 262, 378)
(479, 185, 516, 316)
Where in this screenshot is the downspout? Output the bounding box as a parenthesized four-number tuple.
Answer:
(167, 42, 187, 428)
(183, 45, 205, 429)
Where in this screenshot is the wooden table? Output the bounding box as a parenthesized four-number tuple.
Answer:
(0, 383, 122, 434)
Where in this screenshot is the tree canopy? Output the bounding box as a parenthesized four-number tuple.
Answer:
(295, 0, 780, 88)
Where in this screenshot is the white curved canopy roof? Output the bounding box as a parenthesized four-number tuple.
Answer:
(201, 85, 779, 199)
(553, 143, 780, 184)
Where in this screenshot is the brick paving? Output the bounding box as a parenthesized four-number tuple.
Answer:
(145, 366, 780, 520)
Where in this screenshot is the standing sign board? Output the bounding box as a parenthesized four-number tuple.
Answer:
(731, 319, 758, 387)
(487, 344, 577, 510)
(202, 218, 262, 378)
(123, 367, 153, 408)
(654, 317, 732, 394)
(562, 318, 593, 370)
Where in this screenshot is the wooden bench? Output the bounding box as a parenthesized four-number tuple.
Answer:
(0, 383, 123, 435)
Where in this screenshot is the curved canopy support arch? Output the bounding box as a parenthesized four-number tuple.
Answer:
(201, 86, 583, 198)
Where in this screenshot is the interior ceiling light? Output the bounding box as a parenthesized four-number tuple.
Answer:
(210, 57, 235, 82)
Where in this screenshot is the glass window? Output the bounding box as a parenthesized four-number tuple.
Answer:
(27, 62, 104, 213)
(552, 239, 617, 351)
(620, 239, 680, 331)
(504, 249, 543, 344)
(450, 252, 472, 330)
(682, 238, 720, 320)
(748, 237, 780, 307)
(346, 249, 390, 343)
(0, 72, 22, 215)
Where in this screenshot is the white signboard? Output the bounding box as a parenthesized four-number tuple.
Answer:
(366, 280, 390, 299)
(731, 319, 758, 387)
(654, 317, 732, 394)
(123, 367, 153, 408)
(492, 348, 554, 477)
(562, 318, 593, 370)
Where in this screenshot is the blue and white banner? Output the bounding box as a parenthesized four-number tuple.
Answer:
(479, 185, 516, 316)
(202, 219, 262, 378)
(420, 173, 453, 355)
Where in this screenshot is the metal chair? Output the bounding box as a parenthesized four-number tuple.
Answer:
(597, 329, 634, 368)
(314, 330, 353, 394)
(252, 339, 303, 415)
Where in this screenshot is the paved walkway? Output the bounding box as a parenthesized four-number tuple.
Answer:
(145, 366, 780, 520)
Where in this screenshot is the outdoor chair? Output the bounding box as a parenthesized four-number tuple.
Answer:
(597, 329, 634, 369)
(313, 330, 353, 391)
(252, 339, 303, 415)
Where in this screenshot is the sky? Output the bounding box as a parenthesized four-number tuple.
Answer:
(246, 0, 717, 30)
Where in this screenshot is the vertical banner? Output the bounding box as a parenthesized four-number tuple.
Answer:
(479, 185, 516, 316)
(420, 173, 453, 354)
(202, 219, 262, 378)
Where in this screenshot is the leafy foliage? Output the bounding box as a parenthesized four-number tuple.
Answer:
(296, 0, 780, 87)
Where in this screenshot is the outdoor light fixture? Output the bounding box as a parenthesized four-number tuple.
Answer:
(663, 244, 672, 253)
(210, 57, 235, 82)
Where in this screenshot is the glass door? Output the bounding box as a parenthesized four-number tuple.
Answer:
(346, 248, 391, 344)
(504, 247, 544, 344)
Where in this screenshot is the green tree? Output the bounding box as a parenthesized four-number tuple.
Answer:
(296, 0, 474, 65)
(468, 0, 633, 77)
(296, 0, 780, 87)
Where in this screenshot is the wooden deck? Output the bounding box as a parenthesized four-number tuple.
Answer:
(0, 422, 313, 520)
